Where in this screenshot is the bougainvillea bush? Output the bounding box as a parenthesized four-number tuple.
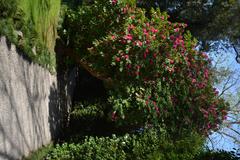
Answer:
(61, 0, 228, 135)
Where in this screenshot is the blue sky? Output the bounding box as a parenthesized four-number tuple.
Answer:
(206, 41, 240, 153)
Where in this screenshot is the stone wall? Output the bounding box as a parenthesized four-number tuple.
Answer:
(0, 36, 62, 159)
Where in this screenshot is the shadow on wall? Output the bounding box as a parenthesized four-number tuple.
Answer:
(0, 37, 60, 159)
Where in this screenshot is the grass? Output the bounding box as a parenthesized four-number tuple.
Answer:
(23, 143, 54, 160)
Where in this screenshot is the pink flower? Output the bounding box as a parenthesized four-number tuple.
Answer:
(161, 35, 166, 40)
(126, 64, 131, 69)
(151, 28, 158, 33)
(124, 55, 129, 59)
(153, 101, 157, 107)
(204, 69, 209, 79)
(136, 65, 141, 69)
(122, 7, 128, 14)
(124, 34, 133, 40)
(174, 28, 180, 32)
(207, 123, 211, 129)
(111, 35, 116, 40)
(145, 100, 149, 105)
(155, 106, 160, 115)
(202, 52, 208, 59)
(149, 59, 154, 65)
(198, 82, 206, 89)
(143, 53, 147, 59)
(145, 48, 149, 53)
(136, 40, 143, 47)
(115, 57, 120, 62)
(153, 53, 157, 58)
(111, 0, 118, 5)
(170, 35, 175, 41)
(111, 111, 117, 121)
(192, 78, 196, 84)
(128, 24, 135, 31)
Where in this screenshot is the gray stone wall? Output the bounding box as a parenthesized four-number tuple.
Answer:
(0, 37, 61, 160)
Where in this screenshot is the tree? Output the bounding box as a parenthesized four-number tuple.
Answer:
(57, 0, 228, 136)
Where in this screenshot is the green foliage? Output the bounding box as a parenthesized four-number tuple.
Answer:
(45, 129, 204, 160)
(71, 101, 105, 120)
(23, 144, 54, 160)
(0, 0, 18, 18)
(195, 149, 240, 160)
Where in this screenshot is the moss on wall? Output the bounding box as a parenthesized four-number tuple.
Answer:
(19, 0, 60, 53)
(0, 0, 61, 72)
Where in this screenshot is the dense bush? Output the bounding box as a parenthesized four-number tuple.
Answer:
(195, 149, 240, 160)
(61, 0, 229, 135)
(0, 0, 18, 18)
(46, 128, 204, 160)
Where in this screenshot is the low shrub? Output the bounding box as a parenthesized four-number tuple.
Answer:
(195, 149, 240, 160)
(45, 129, 204, 160)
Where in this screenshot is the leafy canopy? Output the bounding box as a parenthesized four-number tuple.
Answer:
(60, 0, 228, 135)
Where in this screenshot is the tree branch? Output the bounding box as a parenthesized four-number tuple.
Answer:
(55, 39, 113, 85)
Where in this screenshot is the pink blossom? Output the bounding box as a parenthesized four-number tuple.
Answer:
(126, 64, 131, 69)
(174, 28, 180, 32)
(136, 65, 141, 69)
(151, 28, 158, 33)
(143, 53, 147, 59)
(155, 106, 160, 115)
(124, 34, 133, 40)
(145, 100, 149, 105)
(111, 0, 118, 5)
(207, 123, 211, 129)
(135, 71, 140, 76)
(130, 15, 135, 19)
(153, 53, 157, 58)
(136, 40, 143, 47)
(192, 78, 196, 84)
(149, 59, 154, 65)
(111, 35, 116, 40)
(122, 7, 128, 14)
(128, 24, 135, 31)
(161, 35, 166, 40)
(170, 35, 175, 41)
(202, 52, 208, 59)
(111, 111, 117, 121)
(115, 57, 120, 62)
(204, 69, 209, 79)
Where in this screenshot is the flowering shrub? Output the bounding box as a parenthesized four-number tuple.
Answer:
(62, 0, 228, 134)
